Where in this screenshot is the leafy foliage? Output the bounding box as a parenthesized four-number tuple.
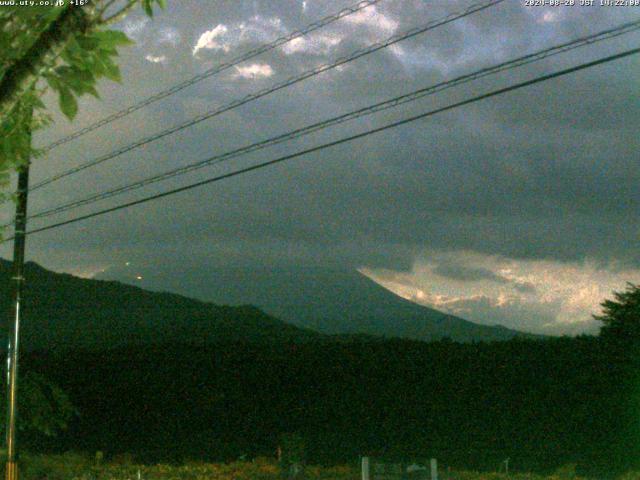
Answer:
(279, 432, 306, 464)
(142, 0, 167, 17)
(20, 335, 635, 476)
(594, 283, 640, 341)
(0, 372, 75, 438)
(0, 89, 41, 202)
(0, 0, 166, 194)
(43, 28, 134, 119)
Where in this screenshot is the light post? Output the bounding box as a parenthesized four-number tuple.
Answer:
(5, 113, 31, 480)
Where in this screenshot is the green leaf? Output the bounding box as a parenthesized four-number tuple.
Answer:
(85, 55, 106, 77)
(93, 30, 134, 49)
(85, 84, 100, 99)
(58, 87, 78, 120)
(55, 66, 96, 95)
(44, 73, 63, 92)
(102, 59, 122, 82)
(76, 35, 100, 51)
(142, 0, 154, 17)
(61, 36, 84, 63)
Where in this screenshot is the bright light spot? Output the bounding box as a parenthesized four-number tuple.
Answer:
(233, 63, 274, 79)
(282, 37, 307, 54)
(72, 266, 108, 279)
(136, 275, 143, 280)
(145, 54, 167, 64)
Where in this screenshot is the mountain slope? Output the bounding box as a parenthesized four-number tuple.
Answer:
(0, 260, 319, 351)
(231, 268, 538, 342)
(98, 266, 537, 342)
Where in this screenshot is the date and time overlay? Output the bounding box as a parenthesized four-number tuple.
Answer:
(1, 0, 639, 8)
(526, 0, 639, 6)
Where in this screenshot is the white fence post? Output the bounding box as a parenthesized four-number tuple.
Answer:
(430, 458, 438, 480)
(362, 456, 371, 480)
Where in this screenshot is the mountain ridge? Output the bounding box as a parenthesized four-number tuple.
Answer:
(0, 259, 320, 351)
(0, 260, 537, 350)
(94, 263, 539, 343)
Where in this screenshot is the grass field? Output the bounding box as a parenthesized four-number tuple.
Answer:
(10, 453, 637, 480)
(17, 454, 357, 480)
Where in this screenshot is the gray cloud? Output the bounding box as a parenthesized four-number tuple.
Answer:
(513, 282, 537, 294)
(433, 262, 508, 283)
(362, 251, 640, 335)
(1, 0, 638, 334)
(432, 260, 538, 293)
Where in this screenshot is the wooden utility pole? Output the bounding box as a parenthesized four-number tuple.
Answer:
(5, 111, 32, 480)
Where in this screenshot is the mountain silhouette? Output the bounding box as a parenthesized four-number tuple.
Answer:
(0, 260, 319, 351)
(96, 265, 537, 342)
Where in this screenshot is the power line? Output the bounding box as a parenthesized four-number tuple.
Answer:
(40, 0, 386, 153)
(30, 0, 505, 191)
(10, 46, 639, 241)
(20, 18, 640, 224)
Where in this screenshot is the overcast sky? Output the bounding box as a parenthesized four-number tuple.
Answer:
(1, 0, 639, 335)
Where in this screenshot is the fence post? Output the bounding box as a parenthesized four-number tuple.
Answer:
(430, 459, 438, 480)
(362, 456, 370, 480)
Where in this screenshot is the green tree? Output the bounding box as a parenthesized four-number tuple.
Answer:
(594, 283, 640, 341)
(0, 372, 75, 438)
(0, 0, 166, 196)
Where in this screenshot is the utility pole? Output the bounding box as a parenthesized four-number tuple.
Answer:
(5, 108, 32, 480)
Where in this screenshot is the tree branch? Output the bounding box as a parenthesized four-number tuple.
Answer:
(0, 6, 94, 123)
(100, 0, 138, 26)
(97, 0, 123, 19)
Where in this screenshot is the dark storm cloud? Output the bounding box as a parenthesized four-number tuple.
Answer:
(514, 282, 537, 294)
(432, 259, 538, 293)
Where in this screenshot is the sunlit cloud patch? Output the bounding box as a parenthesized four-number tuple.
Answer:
(145, 54, 167, 64)
(233, 63, 274, 79)
(192, 16, 286, 57)
(281, 32, 342, 55)
(193, 24, 230, 55)
(361, 251, 640, 335)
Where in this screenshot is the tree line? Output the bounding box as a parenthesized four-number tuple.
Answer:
(9, 284, 640, 477)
